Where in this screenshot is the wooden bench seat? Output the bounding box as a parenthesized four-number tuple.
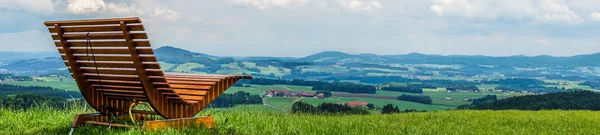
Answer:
(45, 17, 252, 119)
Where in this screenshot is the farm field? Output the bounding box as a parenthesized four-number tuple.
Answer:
(0, 77, 78, 91)
(2, 106, 600, 134)
(170, 63, 206, 73)
(373, 90, 524, 107)
(1, 79, 527, 110)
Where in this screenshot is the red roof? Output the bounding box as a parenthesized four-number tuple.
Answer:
(273, 90, 291, 93)
(347, 102, 368, 107)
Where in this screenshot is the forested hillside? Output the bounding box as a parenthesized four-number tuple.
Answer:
(466, 91, 600, 110)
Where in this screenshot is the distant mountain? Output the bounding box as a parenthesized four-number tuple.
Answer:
(2, 46, 600, 76)
(0, 57, 64, 70)
(0, 51, 58, 61)
(295, 51, 600, 67)
(298, 51, 351, 62)
(154, 46, 231, 65)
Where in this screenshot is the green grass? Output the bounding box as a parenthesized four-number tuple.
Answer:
(374, 90, 524, 107)
(3, 106, 600, 134)
(257, 66, 290, 77)
(223, 86, 263, 95)
(264, 97, 298, 110)
(171, 63, 206, 73)
(0, 77, 79, 91)
(301, 96, 451, 110)
(158, 62, 177, 71)
(247, 85, 313, 92)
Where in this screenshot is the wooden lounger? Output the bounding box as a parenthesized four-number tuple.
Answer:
(44, 17, 252, 127)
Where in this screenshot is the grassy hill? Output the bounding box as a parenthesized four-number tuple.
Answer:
(2, 106, 600, 134)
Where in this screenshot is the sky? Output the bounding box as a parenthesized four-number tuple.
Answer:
(0, 0, 599, 57)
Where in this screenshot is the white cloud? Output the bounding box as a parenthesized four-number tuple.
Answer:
(228, 0, 381, 15)
(229, 0, 309, 9)
(337, 0, 382, 15)
(153, 7, 180, 21)
(66, 0, 143, 15)
(534, 0, 582, 24)
(430, 0, 582, 24)
(590, 12, 600, 22)
(66, 0, 105, 14)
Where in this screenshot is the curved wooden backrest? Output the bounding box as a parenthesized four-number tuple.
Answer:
(44, 18, 252, 118)
(46, 18, 172, 115)
(46, 17, 252, 119)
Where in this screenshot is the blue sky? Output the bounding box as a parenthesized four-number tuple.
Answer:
(0, 0, 599, 57)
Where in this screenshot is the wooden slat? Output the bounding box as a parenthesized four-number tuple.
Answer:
(164, 77, 222, 82)
(98, 89, 144, 94)
(88, 79, 143, 87)
(103, 92, 145, 97)
(62, 55, 157, 62)
(168, 95, 204, 101)
(106, 96, 148, 101)
(92, 85, 143, 90)
(164, 73, 232, 78)
(52, 33, 147, 40)
(169, 84, 211, 90)
(48, 25, 144, 33)
(72, 68, 163, 76)
(180, 95, 204, 101)
(85, 74, 140, 81)
(174, 89, 208, 96)
(84, 74, 166, 82)
(89, 80, 170, 89)
(58, 47, 154, 54)
(55, 40, 150, 47)
(166, 80, 216, 85)
(68, 61, 160, 69)
(44, 17, 141, 26)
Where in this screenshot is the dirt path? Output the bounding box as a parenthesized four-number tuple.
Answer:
(262, 98, 287, 112)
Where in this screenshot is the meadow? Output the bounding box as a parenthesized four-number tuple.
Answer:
(0, 79, 528, 111)
(2, 105, 600, 135)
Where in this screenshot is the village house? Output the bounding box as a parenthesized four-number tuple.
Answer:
(347, 102, 369, 108)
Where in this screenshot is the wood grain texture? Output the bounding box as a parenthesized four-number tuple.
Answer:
(46, 17, 252, 119)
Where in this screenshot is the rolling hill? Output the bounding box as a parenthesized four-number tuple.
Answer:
(2, 46, 600, 79)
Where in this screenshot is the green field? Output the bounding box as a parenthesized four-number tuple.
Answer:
(0, 77, 79, 91)
(264, 97, 298, 110)
(171, 63, 206, 73)
(374, 90, 524, 107)
(158, 62, 177, 71)
(2, 106, 600, 134)
(1, 79, 524, 110)
(300, 97, 451, 110)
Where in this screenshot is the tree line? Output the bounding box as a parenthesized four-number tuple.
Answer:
(461, 91, 600, 110)
(446, 84, 479, 91)
(0, 94, 87, 110)
(381, 104, 426, 114)
(208, 91, 263, 108)
(238, 78, 376, 94)
(0, 84, 82, 98)
(396, 94, 432, 104)
(0, 74, 32, 81)
(381, 85, 424, 93)
(291, 101, 369, 115)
